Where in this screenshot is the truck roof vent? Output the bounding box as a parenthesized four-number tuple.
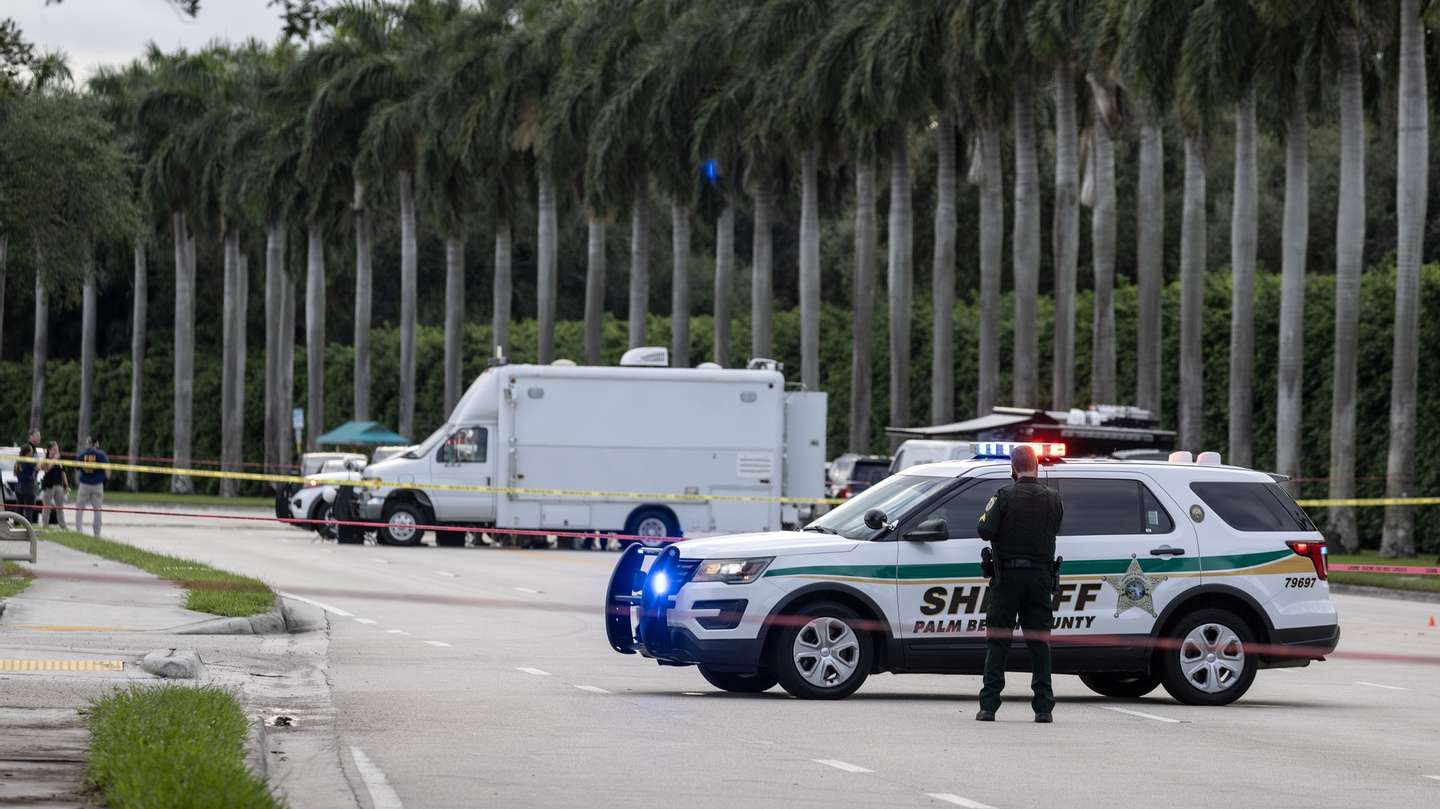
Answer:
(551, 358, 576, 366)
(619, 347, 669, 367)
(1195, 451, 1222, 466)
(696, 361, 722, 370)
(747, 357, 783, 372)
(1168, 451, 1194, 464)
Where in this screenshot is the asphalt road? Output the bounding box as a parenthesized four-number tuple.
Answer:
(99, 507, 1440, 809)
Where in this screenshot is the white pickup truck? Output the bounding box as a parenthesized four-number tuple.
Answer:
(355, 351, 827, 548)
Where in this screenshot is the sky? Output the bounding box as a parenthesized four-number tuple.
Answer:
(5, 0, 286, 81)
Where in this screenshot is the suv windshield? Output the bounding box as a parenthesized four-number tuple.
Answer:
(805, 474, 952, 540)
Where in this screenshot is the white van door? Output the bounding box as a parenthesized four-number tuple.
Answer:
(428, 424, 497, 522)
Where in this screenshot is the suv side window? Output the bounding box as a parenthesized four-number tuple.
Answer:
(923, 478, 1009, 539)
(1054, 478, 1175, 536)
(1189, 481, 1312, 531)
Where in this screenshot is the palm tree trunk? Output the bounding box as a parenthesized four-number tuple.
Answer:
(1091, 106, 1117, 406)
(305, 223, 325, 452)
(263, 223, 284, 475)
(584, 216, 606, 365)
(29, 266, 46, 433)
(126, 243, 146, 490)
(77, 265, 96, 452)
(751, 185, 774, 359)
(713, 201, 734, 364)
(671, 201, 691, 368)
(850, 160, 878, 452)
(977, 126, 1004, 416)
(443, 235, 465, 414)
(1276, 93, 1309, 490)
(1329, 25, 1365, 553)
(1228, 90, 1259, 467)
(629, 179, 652, 350)
(1178, 135, 1207, 451)
(221, 230, 239, 497)
(537, 165, 558, 364)
(280, 270, 296, 469)
(1012, 77, 1040, 408)
(1382, 0, 1427, 558)
(800, 146, 821, 391)
(1051, 62, 1080, 410)
(398, 170, 418, 440)
(931, 117, 957, 423)
(888, 133, 914, 432)
(171, 211, 195, 494)
(1135, 105, 1165, 417)
(234, 253, 248, 493)
(493, 217, 512, 357)
(353, 180, 372, 422)
(0, 236, 7, 362)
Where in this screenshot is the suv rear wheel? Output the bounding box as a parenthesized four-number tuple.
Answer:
(1079, 673, 1161, 699)
(1158, 608, 1258, 706)
(770, 602, 872, 700)
(698, 666, 778, 694)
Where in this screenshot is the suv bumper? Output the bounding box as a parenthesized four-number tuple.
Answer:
(1261, 623, 1340, 668)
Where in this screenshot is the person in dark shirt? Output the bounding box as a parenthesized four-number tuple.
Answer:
(13, 442, 38, 519)
(39, 441, 69, 529)
(75, 436, 108, 537)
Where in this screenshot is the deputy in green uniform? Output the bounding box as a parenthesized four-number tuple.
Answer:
(975, 444, 1064, 723)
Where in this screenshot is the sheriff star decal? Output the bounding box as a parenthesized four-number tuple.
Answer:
(1101, 555, 1169, 618)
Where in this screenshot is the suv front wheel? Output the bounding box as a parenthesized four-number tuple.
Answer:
(1158, 608, 1258, 706)
(770, 602, 872, 700)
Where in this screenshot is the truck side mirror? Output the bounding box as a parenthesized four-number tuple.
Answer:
(905, 518, 949, 542)
(863, 508, 888, 530)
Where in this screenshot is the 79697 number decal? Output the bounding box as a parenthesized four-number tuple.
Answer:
(1284, 577, 1317, 589)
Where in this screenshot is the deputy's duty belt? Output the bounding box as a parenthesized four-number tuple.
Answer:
(1000, 558, 1044, 570)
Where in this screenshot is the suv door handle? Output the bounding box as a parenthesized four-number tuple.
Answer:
(1149, 546, 1185, 556)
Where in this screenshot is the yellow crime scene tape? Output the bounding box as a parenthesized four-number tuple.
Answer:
(0, 455, 845, 506)
(6, 455, 1437, 509)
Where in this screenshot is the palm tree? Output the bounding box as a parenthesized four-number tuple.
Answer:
(1382, 0, 1427, 558)
(1228, 86, 1259, 466)
(1086, 72, 1119, 405)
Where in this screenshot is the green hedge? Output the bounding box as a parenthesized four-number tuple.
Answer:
(3, 264, 1437, 551)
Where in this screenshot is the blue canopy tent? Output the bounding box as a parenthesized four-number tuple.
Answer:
(316, 421, 410, 447)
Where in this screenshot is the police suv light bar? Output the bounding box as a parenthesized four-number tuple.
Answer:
(972, 441, 1067, 460)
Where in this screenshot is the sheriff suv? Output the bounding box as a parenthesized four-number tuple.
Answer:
(605, 443, 1339, 705)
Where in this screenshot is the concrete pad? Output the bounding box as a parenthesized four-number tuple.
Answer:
(1, 540, 213, 633)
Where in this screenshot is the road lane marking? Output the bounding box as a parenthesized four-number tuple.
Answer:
(1102, 707, 1182, 724)
(812, 759, 873, 774)
(926, 794, 997, 809)
(350, 747, 404, 809)
(423, 641, 452, 648)
(1425, 775, 1440, 781)
(0, 659, 124, 672)
(681, 692, 705, 696)
(277, 592, 353, 617)
(574, 685, 610, 694)
(516, 667, 551, 676)
(372, 558, 390, 565)
(354, 618, 378, 625)
(1356, 681, 1408, 691)
(385, 629, 410, 635)
(435, 571, 457, 577)
(513, 586, 541, 594)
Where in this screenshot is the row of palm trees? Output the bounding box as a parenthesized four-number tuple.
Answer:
(1, 0, 1430, 556)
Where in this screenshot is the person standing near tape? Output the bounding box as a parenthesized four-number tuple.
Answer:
(75, 436, 108, 537)
(13, 443, 38, 519)
(975, 444, 1064, 723)
(39, 441, 69, 529)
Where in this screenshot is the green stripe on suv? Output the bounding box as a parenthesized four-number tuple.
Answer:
(766, 549, 1293, 580)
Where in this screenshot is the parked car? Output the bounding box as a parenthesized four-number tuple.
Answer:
(826, 453, 892, 500)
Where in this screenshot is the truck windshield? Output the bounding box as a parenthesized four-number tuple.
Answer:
(404, 426, 449, 459)
(805, 474, 952, 540)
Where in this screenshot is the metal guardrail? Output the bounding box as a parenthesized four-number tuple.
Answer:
(0, 512, 36, 563)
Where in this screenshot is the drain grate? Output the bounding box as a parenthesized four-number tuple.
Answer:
(0, 659, 125, 672)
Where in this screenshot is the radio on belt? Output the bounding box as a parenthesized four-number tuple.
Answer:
(605, 447, 1340, 704)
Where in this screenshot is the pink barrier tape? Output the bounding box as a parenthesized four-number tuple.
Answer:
(1330, 563, 1440, 576)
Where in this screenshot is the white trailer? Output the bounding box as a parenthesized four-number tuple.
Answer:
(355, 357, 827, 547)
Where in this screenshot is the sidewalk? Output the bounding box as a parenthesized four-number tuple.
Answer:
(0, 538, 357, 808)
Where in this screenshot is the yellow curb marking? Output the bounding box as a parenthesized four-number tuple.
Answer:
(0, 659, 124, 672)
(13, 624, 132, 632)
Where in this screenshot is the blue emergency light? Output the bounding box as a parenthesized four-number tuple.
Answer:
(972, 441, 1067, 461)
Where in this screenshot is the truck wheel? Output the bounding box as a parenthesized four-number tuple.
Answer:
(624, 507, 680, 548)
(1158, 608, 1258, 706)
(770, 602, 872, 700)
(1079, 673, 1160, 699)
(698, 666, 778, 694)
(435, 530, 466, 548)
(380, 502, 426, 547)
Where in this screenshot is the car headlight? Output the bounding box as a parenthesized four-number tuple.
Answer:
(691, 557, 772, 584)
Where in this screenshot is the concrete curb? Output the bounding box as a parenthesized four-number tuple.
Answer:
(164, 598, 329, 635)
(249, 714, 270, 785)
(1331, 582, 1440, 604)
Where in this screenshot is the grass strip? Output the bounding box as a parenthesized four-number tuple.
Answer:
(1330, 550, 1440, 594)
(88, 684, 282, 809)
(44, 531, 275, 617)
(0, 560, 33, 599)
(104, 491, 274, 509)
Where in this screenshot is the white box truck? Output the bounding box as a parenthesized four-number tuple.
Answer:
(355, 354, 827, 548)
